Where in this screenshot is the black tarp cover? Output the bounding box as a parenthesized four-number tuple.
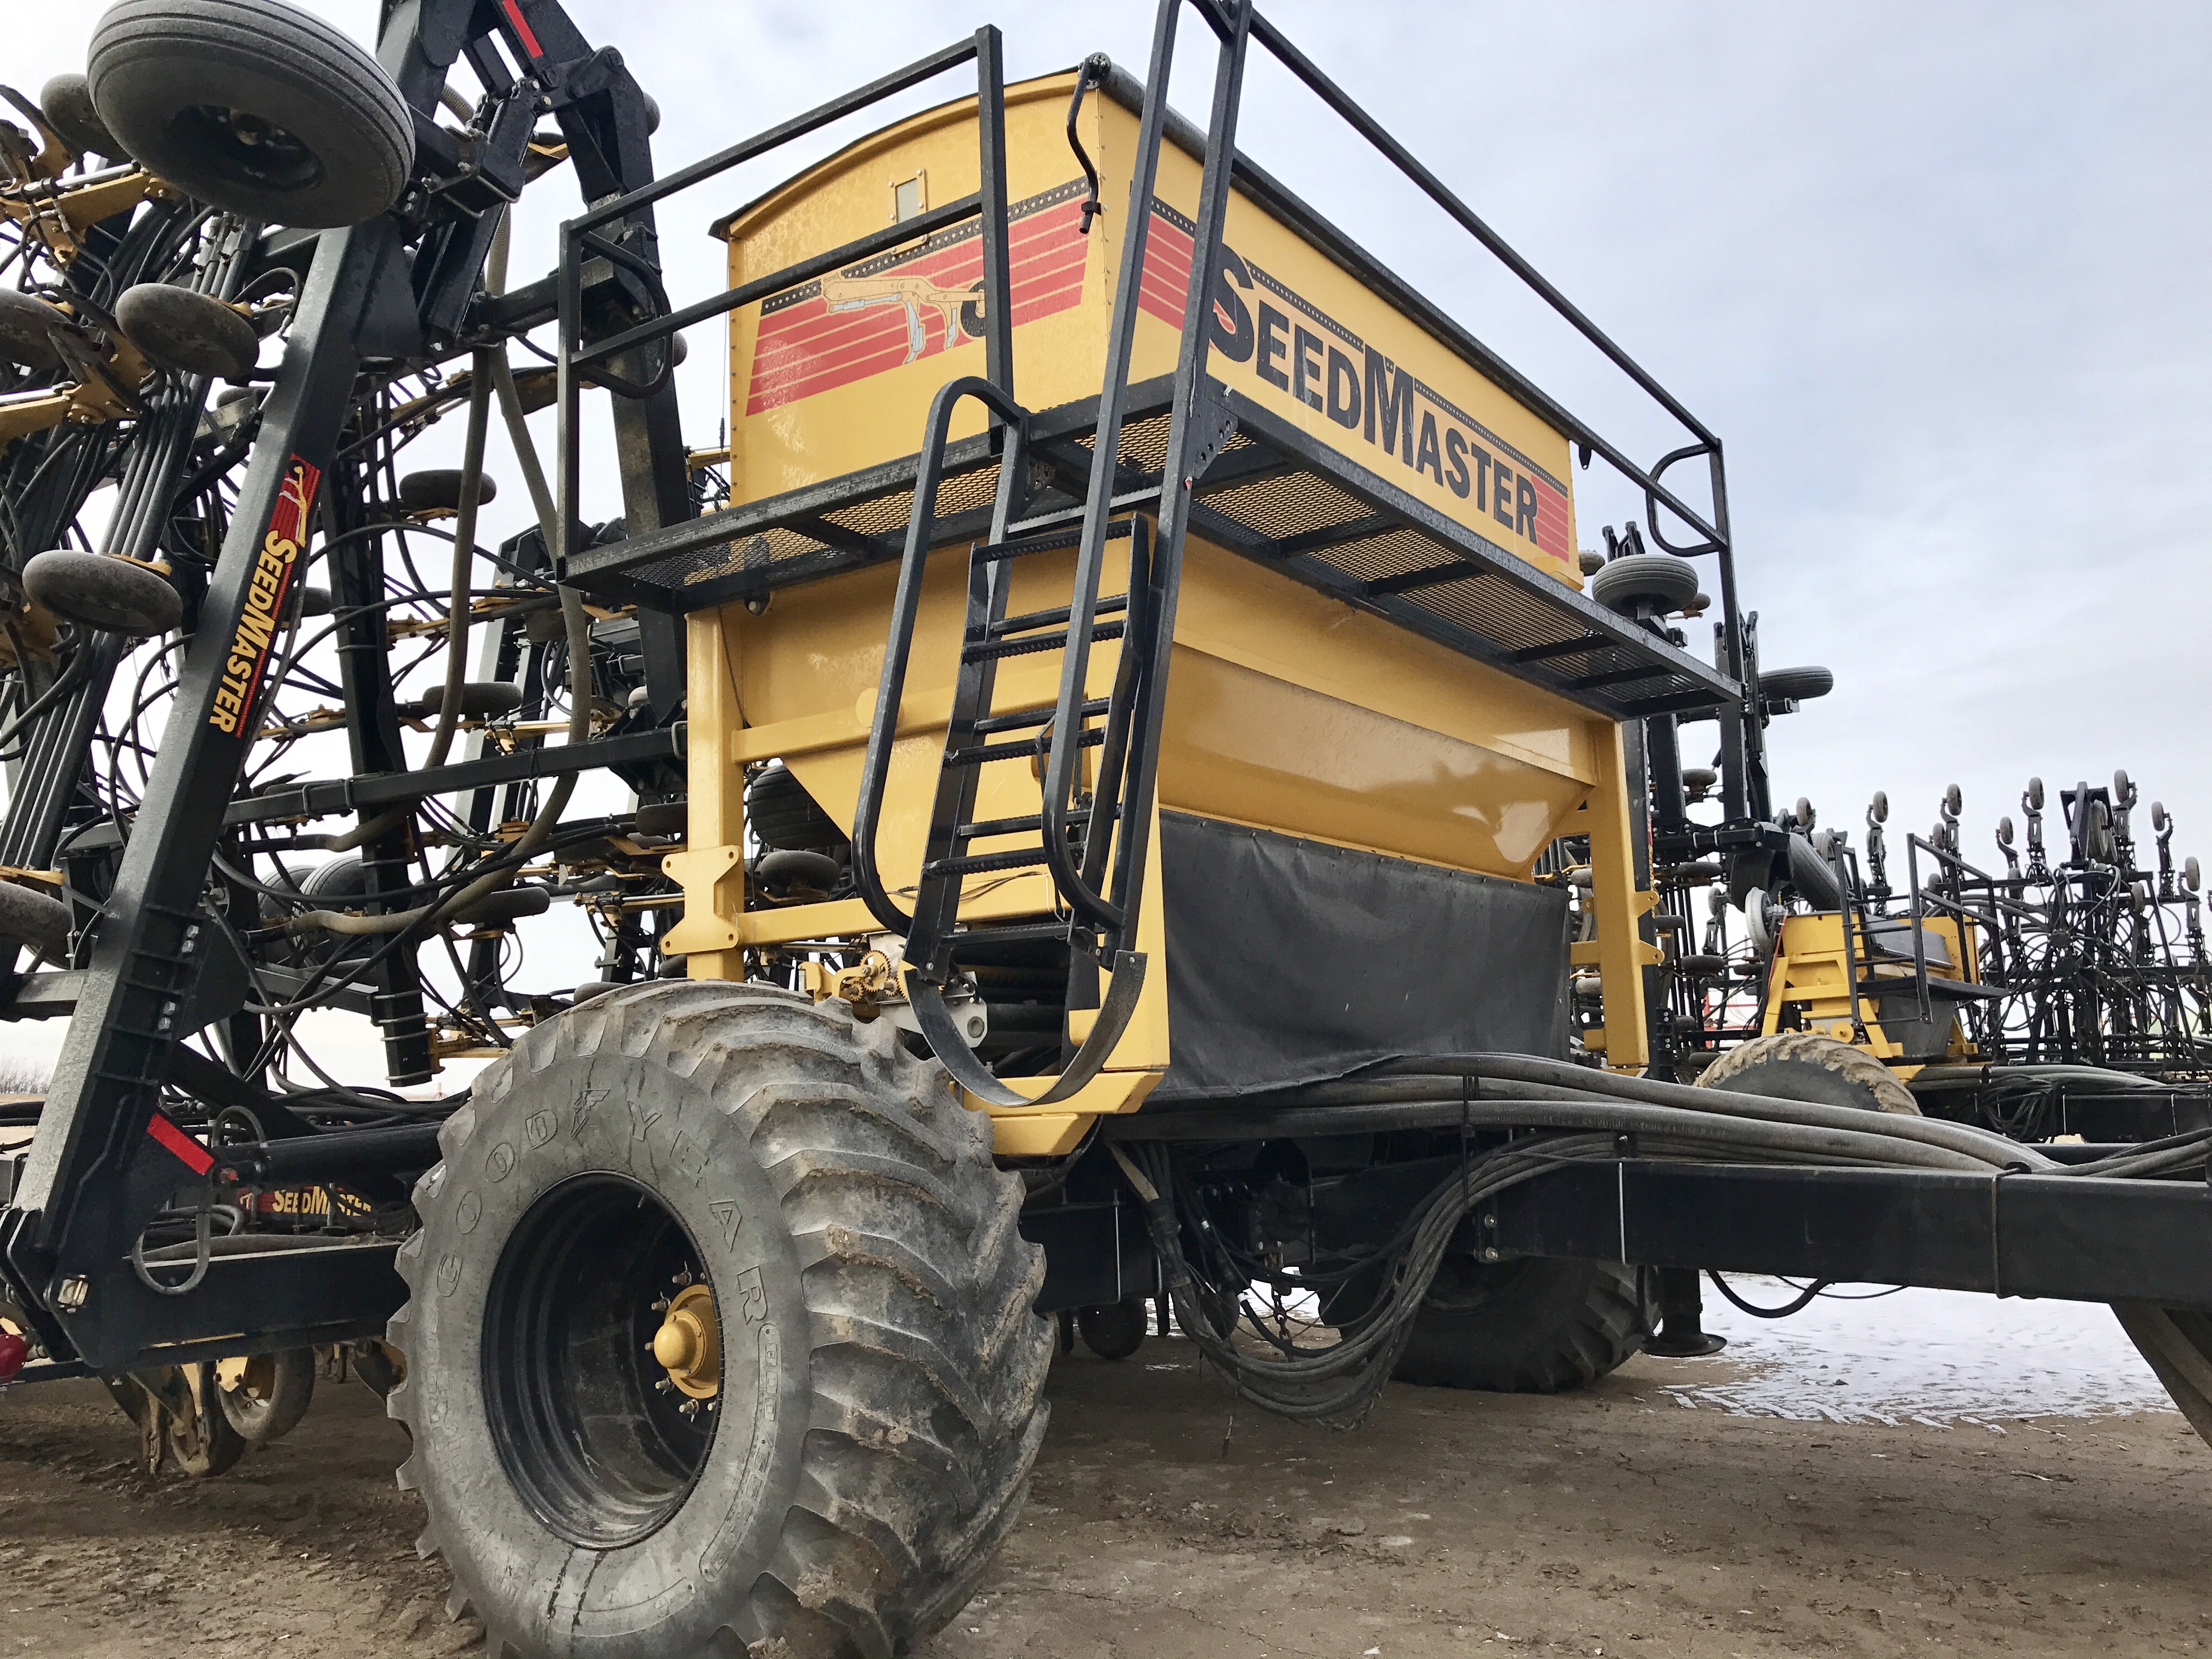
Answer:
(1153, 812, 1571, 1102)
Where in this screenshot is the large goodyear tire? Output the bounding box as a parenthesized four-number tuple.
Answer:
(87, 0, 414, 230)
(389, 980, 1050, 1659)
(1392, 1255, 1647, 1393)
(1701, 1030, 1920, 1115)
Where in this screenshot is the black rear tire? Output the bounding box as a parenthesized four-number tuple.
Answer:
(1393, 1256, 1647, 1393)
(390, 980, 1049, 1659)
(1701, 1030, 1920, 1115)
(88, 0, 414, 229)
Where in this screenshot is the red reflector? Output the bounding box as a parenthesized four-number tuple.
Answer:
(0, 1330, 26, 1383)
(499, 0, 544, 59)
(146, 1113, 215, 1177)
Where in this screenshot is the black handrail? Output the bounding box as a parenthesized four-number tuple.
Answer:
(849, 374, 1032, 939)
(553, 28, 1015, 586)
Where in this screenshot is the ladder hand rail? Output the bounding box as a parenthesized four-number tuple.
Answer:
(849, 375, 1032, 939)
(1039, 516, 1152, 929)
(908, 950, 1149, 1108)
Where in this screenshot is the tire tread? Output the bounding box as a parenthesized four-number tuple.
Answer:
(391, 980, 1047, 1658)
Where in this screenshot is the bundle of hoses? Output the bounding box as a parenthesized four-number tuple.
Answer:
(284, 207, 594, 940)
(1103, 1052, 2209, 1426)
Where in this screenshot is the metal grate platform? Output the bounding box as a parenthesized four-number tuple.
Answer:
(562, 374, 1738, 721)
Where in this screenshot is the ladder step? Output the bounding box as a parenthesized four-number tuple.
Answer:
(1005, 488, 1162, 539)
(944, 727, 1105, 769)
(972, 697, 1110, 736)
(954, 805, 1111, 840)
(948, 921, 1079, 951)
(989, 592, 1128, 640)
(963, 618, 1125, 664)
(973, 517, 1135, 566)
(923, 847, 1052, 878)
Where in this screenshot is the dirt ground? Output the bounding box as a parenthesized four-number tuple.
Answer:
(1, 1341, 2206, 1659)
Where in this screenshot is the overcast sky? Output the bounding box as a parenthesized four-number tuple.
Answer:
(19, 0, 2212, 876)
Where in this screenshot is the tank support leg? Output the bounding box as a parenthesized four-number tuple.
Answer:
(1643, 1266, 1727, 1358)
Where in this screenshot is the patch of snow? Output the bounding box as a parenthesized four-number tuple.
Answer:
(1661, 1276, 2174, 1424)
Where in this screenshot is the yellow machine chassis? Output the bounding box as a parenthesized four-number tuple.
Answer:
(661, 68, 1672, 1152)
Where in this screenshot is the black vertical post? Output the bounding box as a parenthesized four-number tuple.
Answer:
(322, 481, 435, 1085)
(1647, 713, 1687, 834)
(973, 26, 1015, 407)
(1623, 719, 1669, 1073)
(1099, 0, 1254, 957)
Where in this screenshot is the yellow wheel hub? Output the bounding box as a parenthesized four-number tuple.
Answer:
(651, 1282, 720, 1400)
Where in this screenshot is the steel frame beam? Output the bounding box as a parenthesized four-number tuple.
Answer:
(1, 0, 696, 1373)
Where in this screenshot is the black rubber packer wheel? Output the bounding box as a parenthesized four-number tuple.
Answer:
(1760, 664, 1834, 703)
(398, 469, 499, 512)
(115, 283, 259, 380)
(87, 0, 414, 229)
(1589, 551, 1700, 617)
(22, 549, 182, 639)
(1700, 1030, 1920, 1115)
(0, 289, 65, 378)
(216, 1347, 315, 1446)
(0, 879, 71, 964)
(1393, 1255, 1647, 1393)
(1075, 1299, 1149, 1361)
(41, 72, 127, 161)
(390, 980, 1051, 1659)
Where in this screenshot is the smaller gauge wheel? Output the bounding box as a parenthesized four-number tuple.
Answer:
(1075, 1298, 1150, 1361)
(214, 1348, 317, 1447)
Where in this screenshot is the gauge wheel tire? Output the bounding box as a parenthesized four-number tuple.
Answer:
(1760, 664, 1833, 703)
(390, 979, 1051, 1659)
(1700, 1030, 1920, 1115)
(88, 0, 414, 229)
(153, 1363, 248, 1477)
(1588, 551, 1700, 616)
(1075, 1299, 1149, 1361)
(216, 1347, 315, 1446)
(1392, 1256, 1647, 1393)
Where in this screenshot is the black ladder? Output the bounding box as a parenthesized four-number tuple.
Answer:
(853, 0, 1262, 1104)
(852, 377, 1162, 1107)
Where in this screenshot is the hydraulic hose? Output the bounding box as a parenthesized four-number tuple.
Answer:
(290, 211, 592, 939)
(1103, 1053, 2197, 1427)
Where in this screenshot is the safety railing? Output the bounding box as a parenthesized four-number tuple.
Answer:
(550, 29, 1018, 581)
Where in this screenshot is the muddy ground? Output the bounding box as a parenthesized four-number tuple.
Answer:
(1, 1341, 2205, 1658)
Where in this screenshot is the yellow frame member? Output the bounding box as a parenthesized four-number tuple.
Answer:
(1759, 910, 1982, 1070)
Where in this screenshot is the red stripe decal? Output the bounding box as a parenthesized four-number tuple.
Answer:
(744, 190, 1090, 415)
(146, 1113, 215, 1177)
(499, 0, 545, 60)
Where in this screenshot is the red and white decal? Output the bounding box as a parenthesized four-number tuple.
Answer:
(745, 180, 1091, 415)
(208, 454, 320, 736)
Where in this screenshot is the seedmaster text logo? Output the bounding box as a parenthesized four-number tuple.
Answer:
(208, 454, 320, 736)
